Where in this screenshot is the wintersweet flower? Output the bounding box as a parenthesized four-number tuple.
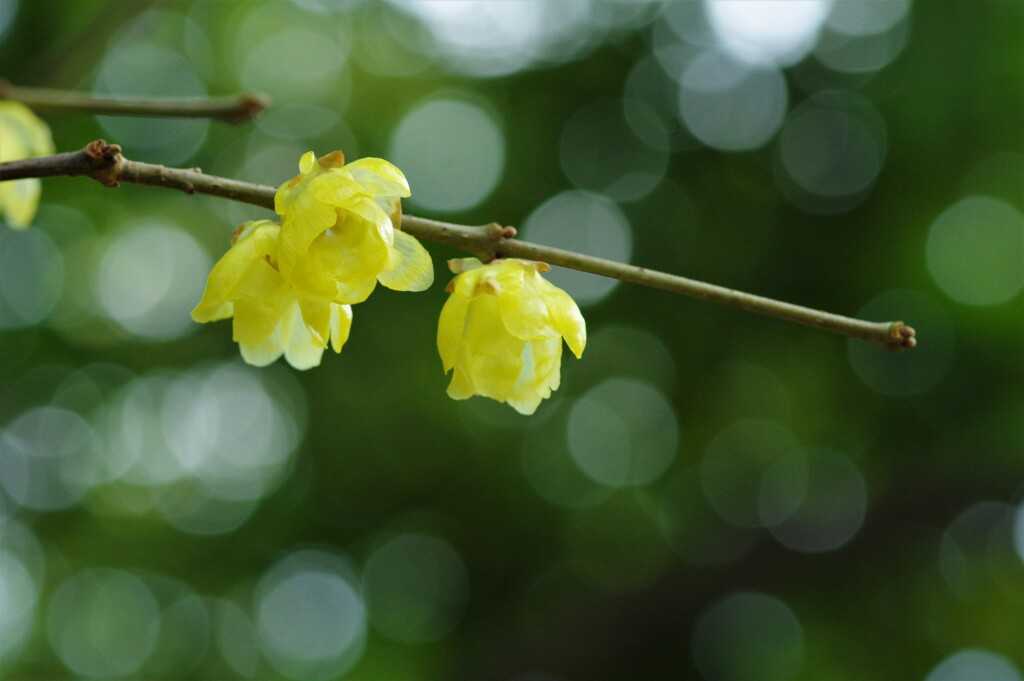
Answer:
(0, 101, 54, 228)
(274, 150, 432, 304)
(192, 220, 352, 370)
(437, 257, 586, 415)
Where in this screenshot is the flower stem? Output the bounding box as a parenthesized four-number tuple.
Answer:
(0, 80, 269, 124)
(0, 140, 916, 352)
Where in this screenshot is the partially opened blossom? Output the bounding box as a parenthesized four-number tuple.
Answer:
(275, 151, 433, 304)
(192, 220, 352, 370)
(0, 101, 54, 228)
(438, 257, 586, 415)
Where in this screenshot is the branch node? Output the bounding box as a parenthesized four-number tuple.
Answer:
(82, 139, 123, 187)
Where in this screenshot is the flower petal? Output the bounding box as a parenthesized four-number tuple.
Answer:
(192, 221, 281, 322)
(378, 230, 434, 292)
(497, 288, 559, 341)
(277, 198, 338, 277)
(299, 300, 331, 348)
(446, 355, 477, 401)
(538, 278, 587, 358)
(460, 295, 524, 402)
(343, 198, 394, 247)
(507, 339, 562, 415)
(232, 298, 286, 367)
(437, 293, 469, 373)
(329, 304, 353, 353)
(281, 303, 326, 370)
(313, 170, 362, 208)
(343, 157, 411, 197)
(291, 226, 387, 305)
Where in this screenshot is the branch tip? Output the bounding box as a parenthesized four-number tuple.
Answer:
(225, 93, 270, 124)
(880, 322, 916, 352)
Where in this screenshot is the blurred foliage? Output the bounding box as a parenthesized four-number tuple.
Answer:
(1, 1, 1022, 680)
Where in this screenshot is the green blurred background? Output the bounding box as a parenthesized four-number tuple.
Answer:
(1, 1, 1023, 679)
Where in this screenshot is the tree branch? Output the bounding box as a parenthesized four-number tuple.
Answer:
(0, 80, 268, 124)
(0, 140, 916, 352)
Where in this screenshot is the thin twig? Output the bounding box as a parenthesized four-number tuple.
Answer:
(0, 140, 916, 352)
(0, 80, 269, 124)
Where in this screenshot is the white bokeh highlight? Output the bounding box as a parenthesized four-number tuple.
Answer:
(96, 224, 210, 340)
(390, 98, 504, 212)
(927, 196, 1024, 306)
(567, 378, 678, 487)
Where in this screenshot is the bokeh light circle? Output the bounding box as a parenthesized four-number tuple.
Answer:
(924, 649, 1023, 681)
(162, 363, 299, 502)
(256, 551, 366, 679)
(926, 196, 1024, 306)
(0, 227, 63, 329)
(678, 52, 788, 151)
(704, 0, 832, 66)
(814, 19, 909, 74)
(47, 568, 160, 678)
(214, 599, 259, 679)
(826, 0, 911, 37)
(775, 92, 887, 213)
(939, 501, 1018, 600)
(0, 550, 37, 662)
(96, 224, 211, 340)
(763, 447, 867, 552)
(0, 0, 17, 41)
(391, 0, 593, 77)
(0, 406, 100, 511)
(149, 592, 210, 676)
(240, 29, 346, 101)
(692, 591, 805, 681)
(389, 97, 504, 212)
(567, 378, 678, 488)
(363, 533, 470, 643)
(94, 362, 303, 534)
(520, 190, 631, 306)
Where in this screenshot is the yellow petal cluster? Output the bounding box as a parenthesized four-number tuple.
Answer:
(194, 150, 433, 370)
(275, 151, 433, 304)
(0, 102, 54, 228)
(192, 220, 352, 370)
(438, 258, 586, 415)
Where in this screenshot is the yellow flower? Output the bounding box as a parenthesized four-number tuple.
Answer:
(0, 101, 54, 228)
(192, 220, 353, 370)
(274, 150, 432, 304)
(437, 258, 586, 415)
